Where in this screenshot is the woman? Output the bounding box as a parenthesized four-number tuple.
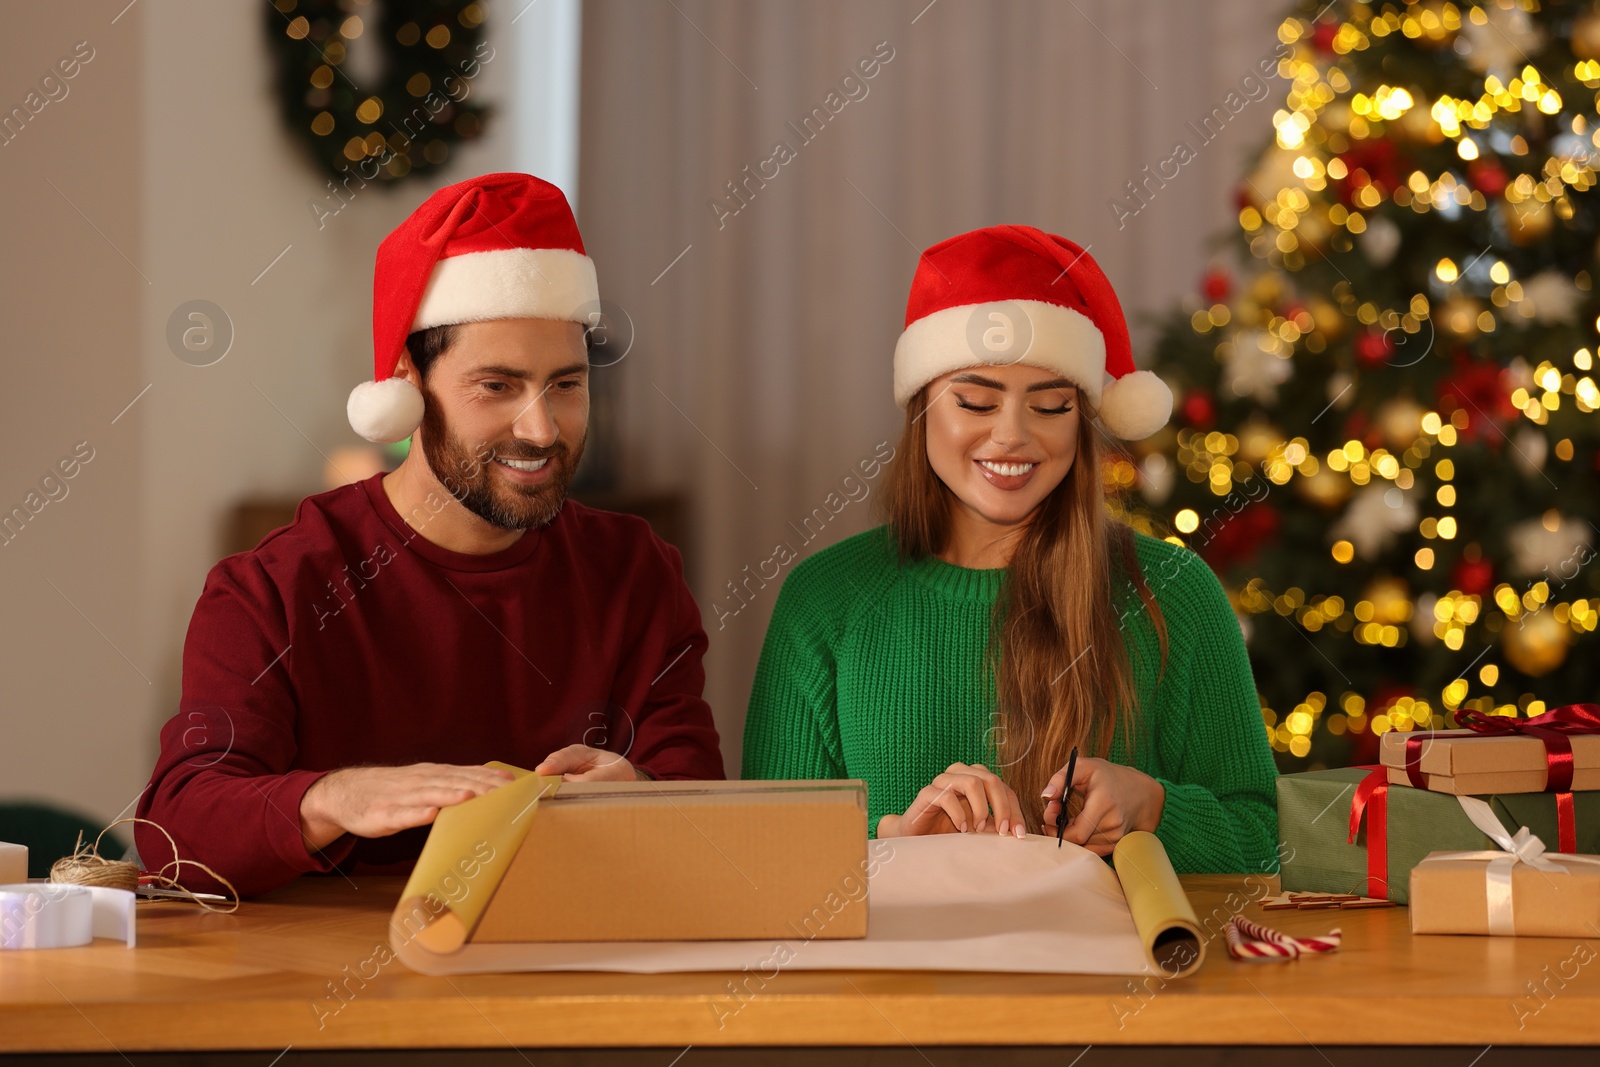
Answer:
(742, 225, 1278, 873)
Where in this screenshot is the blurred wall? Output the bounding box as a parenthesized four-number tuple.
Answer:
(1, 0, 1283, 828)
(1, 1, 148, 825)
(0, 0, 519, 825)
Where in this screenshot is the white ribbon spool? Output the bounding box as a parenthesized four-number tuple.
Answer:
(0, 883, 136, 950)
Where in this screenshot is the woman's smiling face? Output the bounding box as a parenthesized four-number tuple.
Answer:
(922, 363, 1080, 533)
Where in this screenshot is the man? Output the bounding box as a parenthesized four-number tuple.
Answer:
(136, 173, 723, 897)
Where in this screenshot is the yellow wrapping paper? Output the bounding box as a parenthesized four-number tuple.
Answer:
(389, 762, 559, 954)
(1112, 830, 1206, 977)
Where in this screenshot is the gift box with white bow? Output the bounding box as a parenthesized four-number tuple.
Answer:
(1410, 795, 1600, 938)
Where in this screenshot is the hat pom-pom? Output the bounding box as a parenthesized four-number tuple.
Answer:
(347, 377, 424, 443)
(1097, 370, 1173, 441)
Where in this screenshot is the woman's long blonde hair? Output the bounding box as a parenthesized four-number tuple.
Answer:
(880, 384, 1170, 833)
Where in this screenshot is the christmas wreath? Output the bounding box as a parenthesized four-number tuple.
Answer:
(265, 0, 493, 188)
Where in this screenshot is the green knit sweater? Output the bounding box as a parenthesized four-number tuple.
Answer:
(741, 524, 1280, 874)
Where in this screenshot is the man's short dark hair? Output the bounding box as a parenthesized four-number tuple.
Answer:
(405, 324, 458, 381)
(404, 322, 595, 381)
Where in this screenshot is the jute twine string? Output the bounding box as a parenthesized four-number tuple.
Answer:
(48, 817, 240, 913)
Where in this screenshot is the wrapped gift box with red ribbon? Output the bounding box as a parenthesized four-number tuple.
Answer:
(1276, 766, 1600, 905)
(1379, 703, 1600, 853)
(1382, 730, 1600, 795)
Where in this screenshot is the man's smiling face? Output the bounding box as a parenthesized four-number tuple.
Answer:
(409, 317, 589, 531)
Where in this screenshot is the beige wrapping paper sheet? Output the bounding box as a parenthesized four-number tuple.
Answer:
(392, 821, 1205, 977)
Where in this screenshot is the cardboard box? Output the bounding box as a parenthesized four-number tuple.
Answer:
(470, 779, 869, 943)
(1411, 851, 1600, 936)
(1381, 729, 1600, 795)
(1277, 767, 1600, 904)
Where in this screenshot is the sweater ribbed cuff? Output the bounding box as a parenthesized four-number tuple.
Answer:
(266, 769, 359, 876)
(1151, 777, 1230, 874)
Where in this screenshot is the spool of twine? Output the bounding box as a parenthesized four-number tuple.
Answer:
(49, 816, 240, 913)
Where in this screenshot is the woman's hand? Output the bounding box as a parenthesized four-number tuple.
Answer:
(1040, 757, 1165, 856)
(877, 762, 1027, 839)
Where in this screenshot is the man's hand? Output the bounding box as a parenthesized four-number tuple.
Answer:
(876, 762, 1027, 839)
(1041, 757, 1165, 856)
(535, 744, 644, 782)
(298, 762, 514, 854)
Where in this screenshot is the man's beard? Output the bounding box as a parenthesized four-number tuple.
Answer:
(418, 387, 586, 531)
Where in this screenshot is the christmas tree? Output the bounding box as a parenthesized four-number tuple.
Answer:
(1131, 0, 1600, 769)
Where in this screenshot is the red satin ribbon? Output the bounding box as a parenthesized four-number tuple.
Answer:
(1347, 765, 1390, 898)
(1401, 702, 1600, 854)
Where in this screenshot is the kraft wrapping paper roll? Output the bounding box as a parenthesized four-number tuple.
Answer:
(1112, 831, 1206, 977)
(0, 882, 136, 950)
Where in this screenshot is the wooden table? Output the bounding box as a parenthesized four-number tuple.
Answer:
(3, 873, 1599, 1062)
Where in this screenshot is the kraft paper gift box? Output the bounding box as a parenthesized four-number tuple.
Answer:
(393, 769, 872, 953)
(1411, 796, 1600, 937)
(1276, 766, 1600, 905)
(1381, 729, 1600, 794)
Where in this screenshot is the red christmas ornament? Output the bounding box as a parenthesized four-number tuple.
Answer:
(1311, 20, 1339, 53)
(1355, 327, 1394, 365)
(1196, 502, 1280, 571)
(1201, 268, 1232, 304)
(1181, 389, 1215, 428)
(1436, 353, 1516, 444)
(1452, 556, 1494, 598)
(1335, 140, 1403, 207)
(1339, 409, 1384, 451)
(1466, 159, 1508, 198)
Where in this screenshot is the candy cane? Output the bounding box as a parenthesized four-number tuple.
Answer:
(1225, 916, 1341, 961)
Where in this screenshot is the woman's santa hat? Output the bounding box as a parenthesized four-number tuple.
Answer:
(347, 171, 600, 443)
(892, 225, 1173, 441)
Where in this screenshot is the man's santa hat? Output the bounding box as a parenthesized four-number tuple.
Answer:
(347, 172, 600, 443)
(892, 225, 1172, 441)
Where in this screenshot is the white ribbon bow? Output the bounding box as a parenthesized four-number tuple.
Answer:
(1422, 796, 1600, 936)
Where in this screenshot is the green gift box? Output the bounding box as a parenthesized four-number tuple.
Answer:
(1277, 767, 1600, 905)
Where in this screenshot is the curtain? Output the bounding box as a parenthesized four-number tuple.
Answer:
(577, 0, 1285, 773)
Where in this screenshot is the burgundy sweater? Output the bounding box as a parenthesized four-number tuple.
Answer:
(136, 474, 724, 896)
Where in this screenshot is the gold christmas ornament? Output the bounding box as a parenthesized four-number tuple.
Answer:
(1394, 103, 1442, 144)
(1500, 196, 1554, 246)
(1249, 272, 1285, 307)
(1501, 609, 1572, 677)
(1377, 397, 1425, 450)
(1237, 418, 1282, 466)
(1310, 298, 1346, 341)
(1572, 8, 1600, 60)
(1438, 294, 1483, 339)
(1244, 148, 1304, 211)
(1295, 466, 1355, 510)
(1365, 576, 1413, 625)
(1411, 593, 1440, 647)
(1297, 211, 1334, 254)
